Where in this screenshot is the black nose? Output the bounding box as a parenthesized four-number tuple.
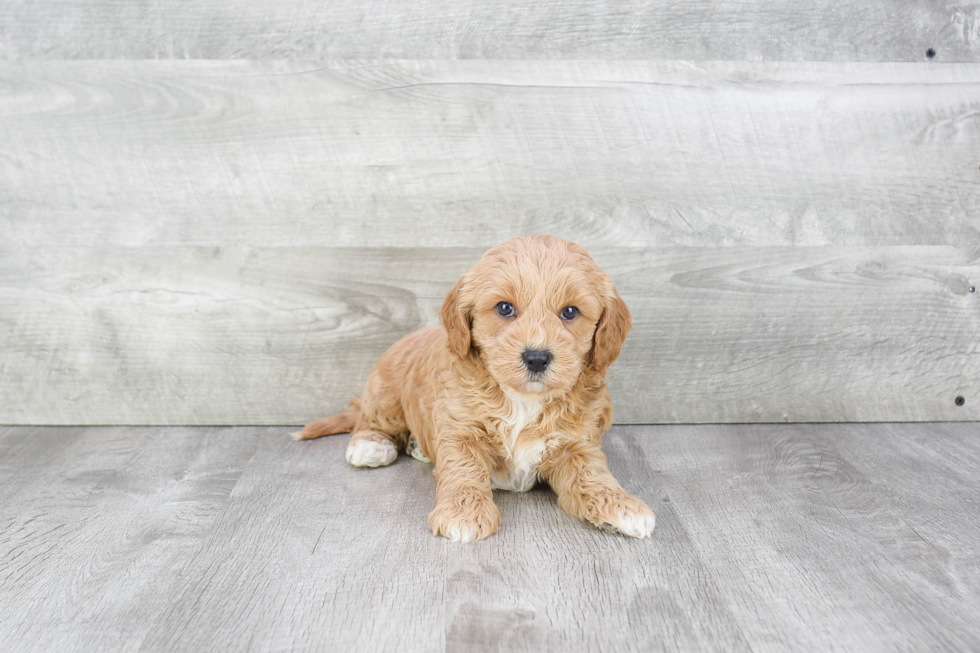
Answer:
(522, 349, 553, 374)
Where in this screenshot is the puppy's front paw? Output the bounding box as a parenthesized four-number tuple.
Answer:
(428, 497, 501, 543)
(585, 491, 656, 539)
(611, 502, 657, 539)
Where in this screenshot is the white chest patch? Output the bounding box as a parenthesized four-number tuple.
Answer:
(491, 389, 545, 492)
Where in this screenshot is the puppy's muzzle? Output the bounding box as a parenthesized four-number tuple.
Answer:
(521, 349, 553, 375)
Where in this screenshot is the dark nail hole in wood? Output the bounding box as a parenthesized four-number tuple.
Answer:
(955, 396, 965, 406)
(926, 48, 936, 58)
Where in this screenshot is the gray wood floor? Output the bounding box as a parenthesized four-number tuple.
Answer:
(1, 423, 978, 652)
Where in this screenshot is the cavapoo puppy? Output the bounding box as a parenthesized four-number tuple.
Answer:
(294, 235, 656, 542)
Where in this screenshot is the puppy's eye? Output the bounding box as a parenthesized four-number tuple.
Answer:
(560, 306, 579, 320)
(496, 302, 516, 318)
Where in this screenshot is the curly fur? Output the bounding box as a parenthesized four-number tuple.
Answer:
(295, 236, 656, 542)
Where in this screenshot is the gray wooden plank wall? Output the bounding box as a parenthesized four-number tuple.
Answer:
(1, 6, 978, 424)
(2, 1, 979, 61)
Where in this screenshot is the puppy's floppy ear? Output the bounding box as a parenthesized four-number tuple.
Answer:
(589, 284, 632, 373)
(440, 275, 472, 358)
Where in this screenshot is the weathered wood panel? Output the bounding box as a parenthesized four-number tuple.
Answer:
(3, 61, 978, 424)
(1, 1, 978, 61)
(2, 423, 979, 651)
(1, 245, 976, 424)
(2, 61, 978, 249)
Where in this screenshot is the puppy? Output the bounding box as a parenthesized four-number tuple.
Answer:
(294, 235, 656, 542)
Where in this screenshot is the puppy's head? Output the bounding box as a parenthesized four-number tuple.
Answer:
(440, 236, 631, 396)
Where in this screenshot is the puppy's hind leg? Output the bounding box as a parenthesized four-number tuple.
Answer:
(346, 430, 399, 468)
(293, 399, 400, 468)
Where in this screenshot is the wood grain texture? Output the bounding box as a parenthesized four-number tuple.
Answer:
(2, 61, 979, 249)
(629, 422, 980, 651)
(1, 1, 979, 61)
(1, 244, 976, 425)
(1, 423, 979, 652)
(822, 422, 980, 601)
(0, 426, 264, 651)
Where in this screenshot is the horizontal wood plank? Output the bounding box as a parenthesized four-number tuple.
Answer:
(1, 61, 978, 249)
(1, 1, 978, 61)
(1, 245, 976, 424)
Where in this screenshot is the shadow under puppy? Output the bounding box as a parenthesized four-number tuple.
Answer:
(294, 235, 656, 542)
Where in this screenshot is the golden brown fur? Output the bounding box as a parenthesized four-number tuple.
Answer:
(295, 236, 656, 542)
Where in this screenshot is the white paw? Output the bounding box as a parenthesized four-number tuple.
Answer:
(613, 510, 657, 539)
(346, 439, 398, 467)
(443, 523, 478, 543)
(407, 435, 431, 463)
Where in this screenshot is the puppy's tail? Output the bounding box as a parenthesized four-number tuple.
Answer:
(292, 399, 361, 441)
